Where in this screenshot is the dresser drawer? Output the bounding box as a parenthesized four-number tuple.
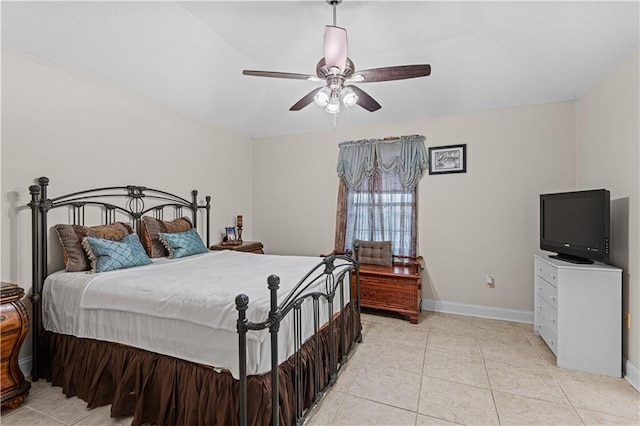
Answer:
(1, 330, 19, 360)
(538, 323, 558, 356)
(0, 305, 22, 333)
(535, 276, 558, 309)
(536, 295, 558, 333)
(535, 259, 558, 287)
(360, 281, 418, 310)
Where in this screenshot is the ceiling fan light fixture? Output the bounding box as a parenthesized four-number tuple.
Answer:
(314, 87, 331, 107)
(325, 97, 340, 114)
(341, 87, 358, 108)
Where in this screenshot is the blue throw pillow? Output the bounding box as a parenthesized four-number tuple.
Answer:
(159, 228, 208, 259)
(82, 233, 152, 273)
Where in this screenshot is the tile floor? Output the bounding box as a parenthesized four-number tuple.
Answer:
(2, 311, 639, 425)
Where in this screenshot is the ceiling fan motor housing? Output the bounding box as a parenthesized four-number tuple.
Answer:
(316, 58, 354, 80)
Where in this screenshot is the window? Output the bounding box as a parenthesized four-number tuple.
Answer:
(334, 135, 426, 257)
(342, 171, 417, 257)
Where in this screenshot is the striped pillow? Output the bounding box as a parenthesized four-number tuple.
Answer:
(141, 216, 193, 258)
(55, 222, 133, 272)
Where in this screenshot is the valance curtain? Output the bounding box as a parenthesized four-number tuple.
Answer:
(336, 135, 427, 191)
(334, 135, 427, 257)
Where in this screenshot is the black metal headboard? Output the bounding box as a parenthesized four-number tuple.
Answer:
(27, 176, 211, 380)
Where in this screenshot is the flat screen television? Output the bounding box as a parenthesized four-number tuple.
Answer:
(540, 189, 610, 264)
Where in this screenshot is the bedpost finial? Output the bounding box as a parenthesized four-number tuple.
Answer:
(38, 176, 49, 185)
(235, 294, 249, 310)
(323, 257, 336, 274)
(267, 275, 280, 290)
(29, 185, 40, 195)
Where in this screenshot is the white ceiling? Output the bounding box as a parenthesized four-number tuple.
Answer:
(2, 1, 639, 138)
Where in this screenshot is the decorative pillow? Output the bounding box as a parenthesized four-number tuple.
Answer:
(55, 222, 133, 272)
(159, 228, 208, 259)
(141, 216, 193, 258)
(355, 239, 392, 266)
(81, 233, 152, 273)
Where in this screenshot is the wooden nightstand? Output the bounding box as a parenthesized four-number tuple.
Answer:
(210, 241, 264, 254)
(1, 283, 31, 409)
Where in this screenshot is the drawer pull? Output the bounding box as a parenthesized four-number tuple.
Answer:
(551, 318, 556, 324)
(551, 296, 556, 302)
(551, 274, 556, 280)
(538, 286, 542, 291)
(0, 315, 5, 322)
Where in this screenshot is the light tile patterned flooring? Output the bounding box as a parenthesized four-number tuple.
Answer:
(2, 311, 639, 425)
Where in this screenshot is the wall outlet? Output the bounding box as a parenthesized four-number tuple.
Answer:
(626, 313, 631, 329)
(485, 275, 495, 289)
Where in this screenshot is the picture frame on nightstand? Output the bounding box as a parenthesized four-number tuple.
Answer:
(223, 226, 239, 245)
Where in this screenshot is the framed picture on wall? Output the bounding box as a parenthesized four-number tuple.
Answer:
(428, 144, 467, 175)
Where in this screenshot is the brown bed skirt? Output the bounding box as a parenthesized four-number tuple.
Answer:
(39, 302, 361, 426)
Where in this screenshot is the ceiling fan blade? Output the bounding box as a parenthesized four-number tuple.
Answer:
(346, 85, 381, 112)
(290, 87, 323, 111)
(351, 64, 431, 83)
(323, 25, 347, 72)
(243, 70, 317, 81)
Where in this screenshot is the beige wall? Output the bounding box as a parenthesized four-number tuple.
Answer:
(576, 52, 639, 371)
(1, 48, 254, 360)
(253, 102, 576, 313)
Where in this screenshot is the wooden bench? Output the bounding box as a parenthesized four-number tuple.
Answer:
(352, 256, 423, 324)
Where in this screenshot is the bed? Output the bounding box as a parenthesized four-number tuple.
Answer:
(28, 177, 362, 426)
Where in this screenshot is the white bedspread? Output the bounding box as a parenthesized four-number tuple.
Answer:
(43, 250, 352, 378)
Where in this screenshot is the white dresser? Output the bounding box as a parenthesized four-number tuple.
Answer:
(534, 254, 622, 377)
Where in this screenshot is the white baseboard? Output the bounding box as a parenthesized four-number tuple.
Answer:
(422, 299, 534, 324)
(623, 358, 640, 391)
(19, 356, 32, 377)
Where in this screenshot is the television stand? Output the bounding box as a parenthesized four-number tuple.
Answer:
(534, 255, 622, 376)
(549, 253, 594, 264)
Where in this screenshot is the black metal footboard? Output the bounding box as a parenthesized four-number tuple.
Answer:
(235, 251, 361, 426)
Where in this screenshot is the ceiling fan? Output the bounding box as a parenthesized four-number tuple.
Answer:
(242, 0, 431, 114)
